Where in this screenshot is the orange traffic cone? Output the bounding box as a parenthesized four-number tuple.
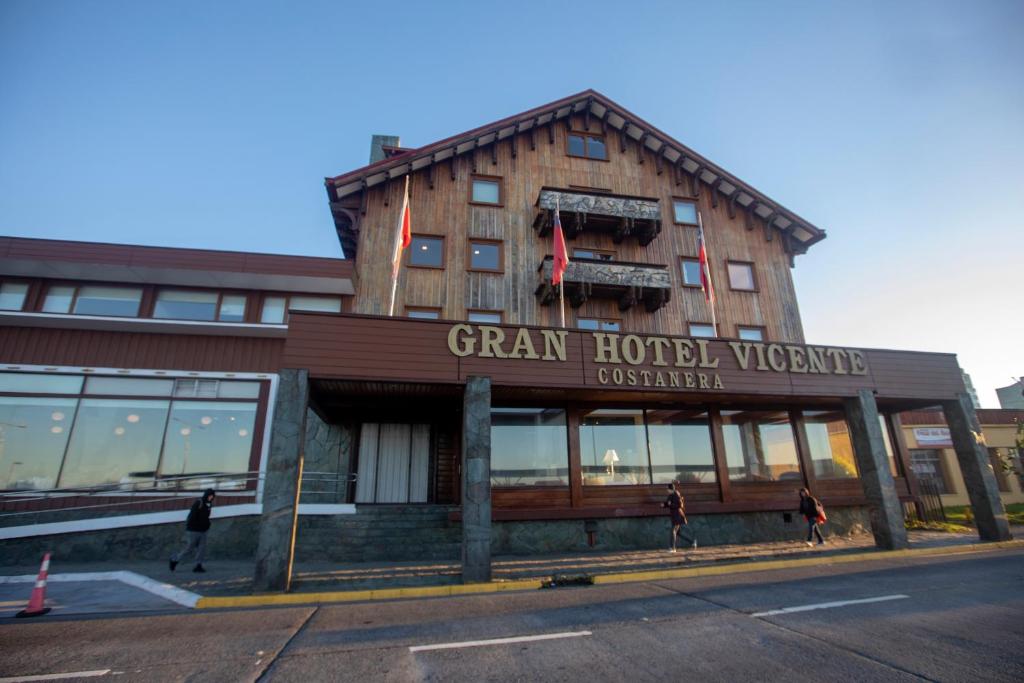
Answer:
(16, 552, 53, 618)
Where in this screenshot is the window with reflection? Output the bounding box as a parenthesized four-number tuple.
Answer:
(567, 133, 607, 160)
(41, 285, 75, 313)
(0, 397, 78, 490)
(159, 401, 257, 485)
(577, 318, 620, 331)
(261, 296, 287, 323)
(406, 307, 441, 320)
(0, 282, 29, 311)
(727, 262, 756, 291)
(154, 290, 219, 321)
(646, 410, 716, 484)
(467, 310, 502, 324)
(290, 296, 341, 313)
(580, 409, 651, 486)
(59, 399, 170, 488)
(910, 449, 951, 493)
(574, 249, 614, 262)
(721, 410, 801, 482)
(737, 326, 765, 341)
(878, 414, 900, 476)
(803, 411, 858, 479)
(680, 258, 701, 287)
(470, 177, 502, 205)
(468, 241, 502, 272)
(689, 323, 715, 338)
(73, 286, 142, 317)
(409, 235, 444, 268)
(673, 200, 698, 225)
(490, 408, 568, 486)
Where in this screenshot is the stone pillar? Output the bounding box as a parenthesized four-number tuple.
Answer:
(461, 376, 492, 583)
(303, 409, 348, 503)
(253, 369, 309, 592)
(843, 389, 909, 550)
(941, 393, 1012, 541)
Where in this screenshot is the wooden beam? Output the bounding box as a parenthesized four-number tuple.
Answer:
(548, 117, 555, 144)
(745, 201, 760, 231)
(471, 139, 478, 173)
(763, 211, 778, 242)
(449, 152, 457, 181)
(655, 142, 667, 175)
(636, 132, 648, 164)
(620, 120, 630, 153)
(675, 158, 685, 186)
(601, 110, 611, 135)
(690, 165, 703, 197)
(583, 96, 592, 130)
(727, 191, 739, 219)
(359, 180, 368, 216)
(382, 175, 391, 207)
(427, 154, 435, 189)
(710, 178, 723, 208)
(491, 135, 498, 165)
(510, 124, 518, 159)
(530, 117, 538, 150)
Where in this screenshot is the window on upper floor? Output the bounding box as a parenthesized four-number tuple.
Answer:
(470, 175, 503, 206)
(673, 199, 698, 226)
(406, 307, 441, 320)
(260, 295, 341, 324)
(680, 258, 702, 287)
(727, 261, 757, 291)
(573, 248, 614, 261)
(0, 282, 29, 311)
(468, 240, 503, 273)
(737, 326, 765, 342)
(688, 323, 715, 338)
(578, 317, 620, 332)
(409, 235, 445, 268)
(567, 132, 608, 160)
(154, 290, 248, 322)
(467, 310, 502, 324)
(42, 284, 142, 318)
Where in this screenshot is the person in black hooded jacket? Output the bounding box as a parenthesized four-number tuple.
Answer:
(169, 489, 215, 573)
(799, 487, 826, 547)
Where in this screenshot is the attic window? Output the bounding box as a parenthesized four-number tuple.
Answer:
(567, 133, 607, 160)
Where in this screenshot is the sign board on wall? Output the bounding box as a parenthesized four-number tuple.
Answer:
(913, 427, 953, 447)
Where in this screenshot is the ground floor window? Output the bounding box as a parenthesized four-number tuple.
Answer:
(354, 423, 430, 503)
(490, 408, 568, 486)
(0, 372, 262, 491)
(721, 410, 801, 482)
(987, 448, 1012, 493)
(803, 410, 858, 479)
(910, 449, 952, 494)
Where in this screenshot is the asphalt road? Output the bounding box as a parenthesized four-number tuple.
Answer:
(1, 548, 1021, 682)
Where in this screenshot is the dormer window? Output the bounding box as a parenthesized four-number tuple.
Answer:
(567, 132, 607, 160)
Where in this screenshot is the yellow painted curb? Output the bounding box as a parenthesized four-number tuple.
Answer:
(194, 539, 1024, 610)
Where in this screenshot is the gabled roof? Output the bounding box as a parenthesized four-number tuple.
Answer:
(326, 89, 826, 255)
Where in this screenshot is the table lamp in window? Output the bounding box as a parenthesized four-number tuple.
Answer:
(603, 449, 620, 477)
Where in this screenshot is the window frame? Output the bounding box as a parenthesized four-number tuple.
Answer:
(576, 316, 621, 332)
(671, 197, 699, 226)
(468, 174, 504, 207)
(466, 238, 504, 273)
(679, 257, 702, 288)
(466, 309, 504, 324)
(565, 131, 610, 161)
(573, 248, 615, 262)
(405, 306, 443, 320)
(258, 293, 343, 324)
(688, 322, 716, 338)
(736, 325, 767, 342)
(407, 234, 446, 270)
(0, 278, 32, 312)
(153, 287, 250, 323)
(42, 282, 144, 318)
(726, 259, 758, 292)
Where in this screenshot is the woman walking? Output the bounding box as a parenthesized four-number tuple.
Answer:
(799, 487, 826, 547)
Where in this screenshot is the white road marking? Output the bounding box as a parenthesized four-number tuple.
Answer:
(0, 571, 200, 608)
(409, 630, 592, 653)
(751, 594, 910, 618)
(0, 670, 111, 682)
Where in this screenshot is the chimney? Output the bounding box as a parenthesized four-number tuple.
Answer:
(369, 134, 400, 164)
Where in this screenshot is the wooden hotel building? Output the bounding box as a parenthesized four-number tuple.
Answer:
(0, 90, 1011, 587)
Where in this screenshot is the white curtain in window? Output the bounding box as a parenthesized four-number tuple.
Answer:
(355, 422, 430, 503)
(354, 423, 380, 503)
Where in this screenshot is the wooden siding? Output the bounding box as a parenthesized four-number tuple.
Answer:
(349, 113, 804, 342)
(0, 327, 284, 372)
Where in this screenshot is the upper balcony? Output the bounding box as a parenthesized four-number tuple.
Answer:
(536, 256, 672, 312)
(532, 189, 662, 246)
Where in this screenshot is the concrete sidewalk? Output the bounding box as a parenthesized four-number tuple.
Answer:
(3, 526, 1019, 604)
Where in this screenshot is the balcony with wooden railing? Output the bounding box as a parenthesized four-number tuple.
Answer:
(532, 188, 662, 246)
(535, 256, 672, 312)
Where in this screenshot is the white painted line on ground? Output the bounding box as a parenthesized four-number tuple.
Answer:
(409, 630, 592, 653)
(0, 571, 200, 608)
(0, 670, 110, 682)
(751, 594, 910, 618)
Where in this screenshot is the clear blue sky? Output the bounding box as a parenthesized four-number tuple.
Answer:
(2, 1, 1021, 406)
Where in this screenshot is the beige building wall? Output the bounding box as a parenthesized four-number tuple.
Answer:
(902, 421, 1024, 507)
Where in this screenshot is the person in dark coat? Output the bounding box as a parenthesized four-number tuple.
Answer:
(663, 481, 697, 553)
(169, 488, 215, 573)
(799, 487, 826, 546)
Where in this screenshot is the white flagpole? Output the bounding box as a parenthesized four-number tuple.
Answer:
(698, 211, 718, 337)
(387, 175, 410, 317)
(556, 196, 566, 328)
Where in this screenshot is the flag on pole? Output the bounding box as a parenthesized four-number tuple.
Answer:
(552, 207, 569, 286)
(697, 222, 714, 305)
(387, 176, 412, 316)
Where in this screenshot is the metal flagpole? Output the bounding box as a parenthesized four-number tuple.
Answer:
(387, 175, 410, 317)
(698, 210, 718, 337)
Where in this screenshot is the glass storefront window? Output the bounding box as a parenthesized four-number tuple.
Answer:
(878, 414, 899, 477)
(158, 401, 257, 485)
(910, 449, 951, 494)
(580, 409, 651, 486)
(73, 286, 142, 317)
(646, 410, 716, 484)
(722, 410, 801, 482)
(84, 377, 175, 396)
(0, 373, 83, 394)
(490, 408, 569, 486)
(0, 397, 78, 490)
(59, 399, 170, 488)
(803, 411, 858, 479)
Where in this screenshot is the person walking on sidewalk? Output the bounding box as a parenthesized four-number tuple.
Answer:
(664, 481, 697, 553)
(170, 488, 216, 573)
(799, 487, 826, 547)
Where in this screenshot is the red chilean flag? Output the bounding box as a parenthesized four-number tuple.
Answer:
(391, 180, 411, 278)
(698, 227, 715, 304)
(552, 208, 569, 286)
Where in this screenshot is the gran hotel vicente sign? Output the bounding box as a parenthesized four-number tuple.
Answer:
(446, 323, 868, 391)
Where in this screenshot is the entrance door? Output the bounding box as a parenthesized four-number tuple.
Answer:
(355, 423, 430, 503)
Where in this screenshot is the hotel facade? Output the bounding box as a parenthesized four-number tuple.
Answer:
(0, 91, 1011, 588)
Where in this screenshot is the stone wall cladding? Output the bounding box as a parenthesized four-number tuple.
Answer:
(0, 516, 258, 567)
